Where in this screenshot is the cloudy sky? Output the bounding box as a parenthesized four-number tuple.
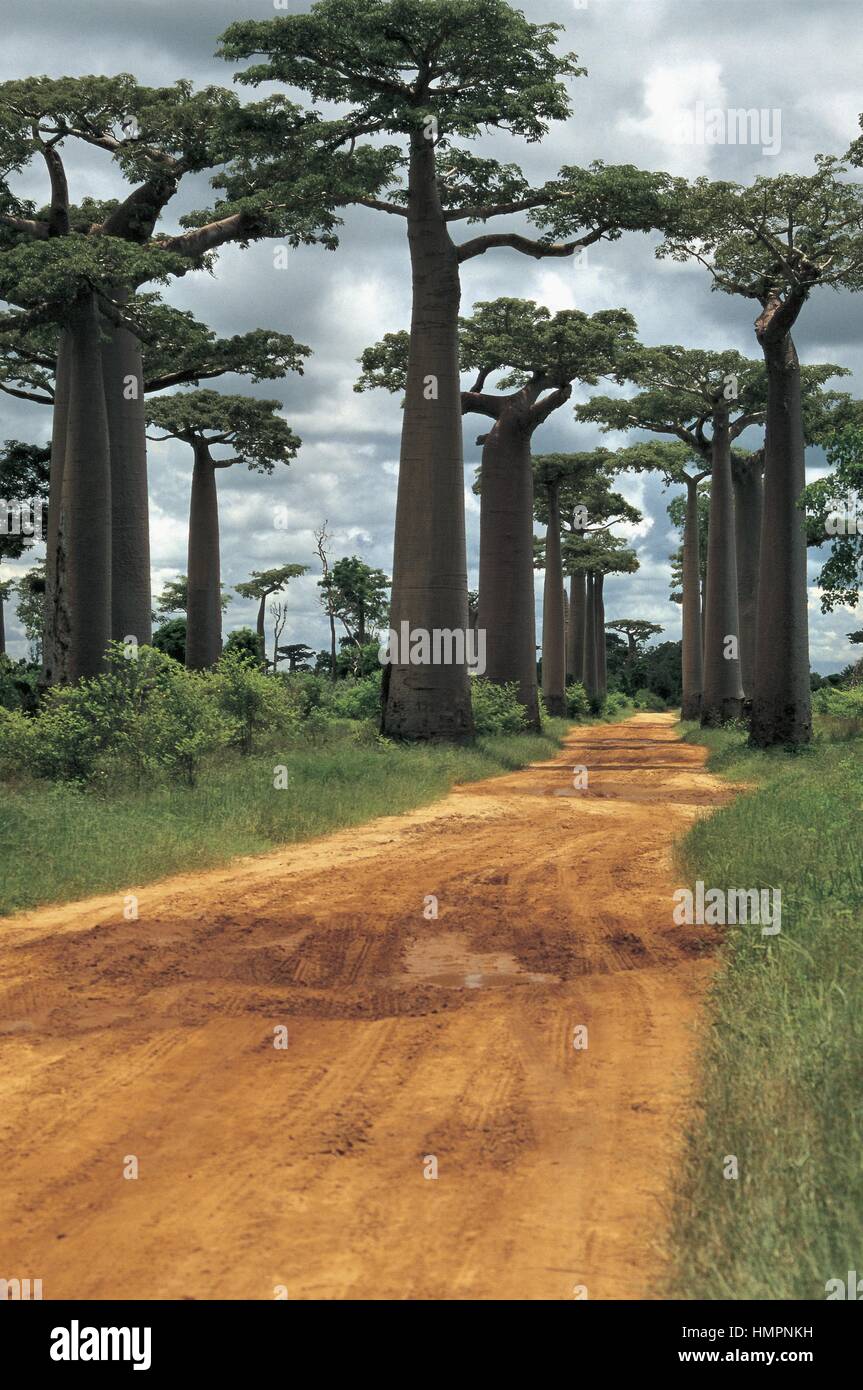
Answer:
(2, 0, 862, 672)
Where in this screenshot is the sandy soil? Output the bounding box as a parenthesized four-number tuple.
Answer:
(0, 713, 731, 1300)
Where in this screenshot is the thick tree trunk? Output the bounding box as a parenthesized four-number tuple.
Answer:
(62, 295, 112, 680)
(541, 479, 566, 717)
(42, 329, 72, 686)
(583, 571, 599, 704)
(382, 130, 473, 740)
(681, 476, 704, 720)
(701, 412, 744, 725)
(0, 593, 5, 656)
(733, 452, 764, 700)
(750, 331, 812, 746)
(595, 572, 607, 700)
(101, 299, 152, 648)
(477, 411, 540, 730)
(567, 572, 586, 685)
(185, 445, 223, 670)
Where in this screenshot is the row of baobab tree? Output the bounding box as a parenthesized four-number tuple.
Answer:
(1, 0, 862, 746)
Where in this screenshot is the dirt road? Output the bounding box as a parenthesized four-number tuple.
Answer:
(0, 714, 730, 1300)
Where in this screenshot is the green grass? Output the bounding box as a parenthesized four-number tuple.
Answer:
(0, 720, 573, 918)
(667, 719, 863, 1300)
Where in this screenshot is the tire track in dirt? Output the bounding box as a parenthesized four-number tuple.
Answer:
(0, 714, 731, 1299)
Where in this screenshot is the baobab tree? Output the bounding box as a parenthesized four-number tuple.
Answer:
(606, 619, 664, 668)
(534, 453, 641, 715)
(658, 161, 863, 743)
(561, 533, 639, 703)
(0, 75, 355, 681)
(146, 392, 301, 669)
(235, 564, 308, 670)
(1, 301, 308, 678)
(320, 556, 390, 656)
(358, 301, 640, 729)
(578, 347, 767, 723)
(219, 0, 679, 737)
(579, 347, 845, 723)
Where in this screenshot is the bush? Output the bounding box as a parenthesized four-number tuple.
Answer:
(209, 650, 299, 755)
(325, 670, 382, 721)
(0, 645, 237, 786)
(565, 682, 590, 719)
(632, 687, 667, 711)
(470, 679, 529, 736)
(0, 706, 35, 779)
(0, 655, 40, 712)
(144, 670, 235, 786)
(603, 691, 632, 717)
(281, 671, 329, 718)
(812, 685, 863, 717)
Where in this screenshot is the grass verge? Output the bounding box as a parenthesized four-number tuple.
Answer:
(0, 719, 573, 918)
(667, 720, 863, 1299)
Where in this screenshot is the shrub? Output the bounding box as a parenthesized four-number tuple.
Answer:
(144, 670, 235, 785)
(0, 706, 35, 779)
(325, 671, 382, 721)
(209, 650, 298, 755)
(470, 679, 529, 736)
(565, 682, 590, 719)
(812, 685, 863, 717)
(0, 656, 40, 712)
(632, 687, 667, 711)
(281, 671, 329, 718)
(603, 691, 632, 716)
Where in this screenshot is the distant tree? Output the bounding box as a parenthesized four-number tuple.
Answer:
(314, 522, 338, 681)
(276, 642, 316, 673)
(15, 561, 46, 661)
(154, 574, 231, 620)
(151, 617, 187, 663)
(320, 557, 390, 650)
(147, 391, 300, 669)
(606, 620, 664, 666)
(223, 627, 261, 664)
(235, 564, 308, 668)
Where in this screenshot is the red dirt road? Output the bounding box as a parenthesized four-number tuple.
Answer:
(0, 714, 730, 1299)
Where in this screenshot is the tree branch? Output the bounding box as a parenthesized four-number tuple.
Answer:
(457, 226, 606, 264)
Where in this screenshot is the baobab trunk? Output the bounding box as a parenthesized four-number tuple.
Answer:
(733, 452, 764, 700)
(594, 572, 607, 700)
(701, 412, 744, 725)
(681, 476, 704, 720)
(101, 304, 152, 648)
(583, 571, 599, 704)
(477, 410, 540, 730)
(541, 478, 566, 717)
(568, 573, 586, 684)
(382, 129, 473, 740)
(751, 330, 812, 746)
(62, 294, 112, 680)
(42, 330, 72, 686)
(185, 445, 223, 670)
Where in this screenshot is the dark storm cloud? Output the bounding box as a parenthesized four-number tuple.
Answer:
(2, 0, 862, 671)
